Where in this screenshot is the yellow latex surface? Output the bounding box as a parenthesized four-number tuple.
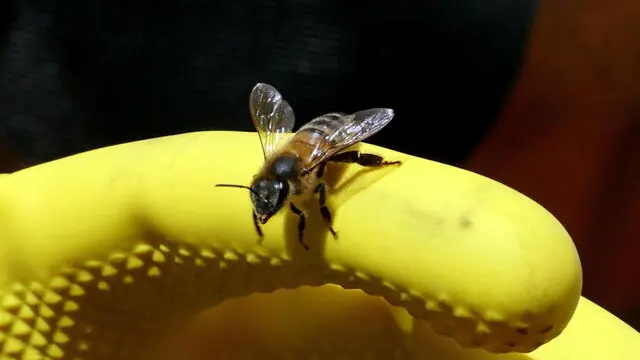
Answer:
(0, 130, 635, 359)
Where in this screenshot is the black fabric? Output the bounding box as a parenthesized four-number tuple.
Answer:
(0, 0, 538, 165)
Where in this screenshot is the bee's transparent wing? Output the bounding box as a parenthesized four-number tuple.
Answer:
(249, 83, 296, 159)
(300, 108, 395, 171)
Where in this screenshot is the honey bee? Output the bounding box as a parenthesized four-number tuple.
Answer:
(216, 83, 401, 250)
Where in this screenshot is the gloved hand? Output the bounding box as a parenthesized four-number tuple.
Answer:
(0, 131, 636, 359)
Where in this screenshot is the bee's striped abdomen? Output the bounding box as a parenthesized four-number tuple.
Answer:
(289, 112, 346, 149)
(280, 112, 354, 174)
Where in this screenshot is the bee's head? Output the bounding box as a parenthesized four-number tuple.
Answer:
(249, 177, 290, 224)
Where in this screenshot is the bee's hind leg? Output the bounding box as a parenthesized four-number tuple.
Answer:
(329, 150, 401, 167)
(289, 203, 310, 251)
(315, 183, 338, 239)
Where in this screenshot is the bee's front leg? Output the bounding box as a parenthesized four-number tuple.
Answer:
(314, 182, 338, 239)
(289, 203, 310, 251)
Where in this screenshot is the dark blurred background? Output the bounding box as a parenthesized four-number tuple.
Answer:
(1, 0, 639, 330)
(0, 0, 534, 165)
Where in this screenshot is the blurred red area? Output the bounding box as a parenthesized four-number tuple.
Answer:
(466, 0, 640, 329)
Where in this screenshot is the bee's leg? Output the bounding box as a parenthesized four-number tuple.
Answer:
(252, 212, 263, 237)
(316, 162, 327, 178)
(329, 150, 401, 167)
(289, 203, 310, 251)
(315, 183, 338, 239)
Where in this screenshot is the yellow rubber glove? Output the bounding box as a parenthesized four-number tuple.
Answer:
(0, 131, 635, 359)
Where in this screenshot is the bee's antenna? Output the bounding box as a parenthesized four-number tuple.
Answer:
(215, 184, 265, 202)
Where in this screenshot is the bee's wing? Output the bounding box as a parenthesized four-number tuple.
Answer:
(249, 83, 296, 159)
(300, 108, 395, 171)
